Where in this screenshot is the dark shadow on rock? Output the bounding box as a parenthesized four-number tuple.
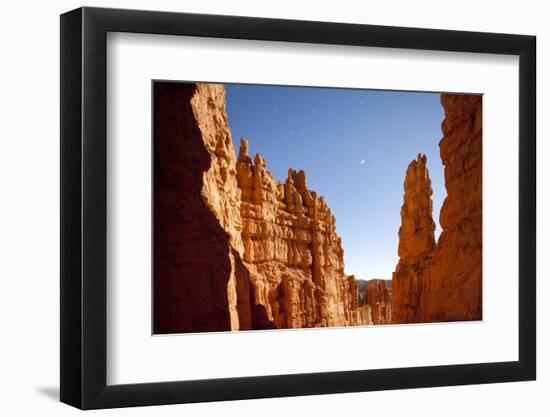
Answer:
(253, 304, 277, 330)
(153, 82, 233, 334)
(232, 248, 254, 330)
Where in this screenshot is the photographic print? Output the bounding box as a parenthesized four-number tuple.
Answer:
(153, 81, 482, 334)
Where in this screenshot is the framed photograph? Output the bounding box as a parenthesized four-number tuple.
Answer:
(60, 6, 536, 409)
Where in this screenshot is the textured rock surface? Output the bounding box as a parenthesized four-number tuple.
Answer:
(237, 138, 365, 328)
(154, 82, 367, 333)
(357, 304, 374, 326)
(392, 154, 436, 324)
(364, 279, 392, 324)
(419, 94, 482, 322)
(392, 94, 482, 323)
(356, 278, 391, 325)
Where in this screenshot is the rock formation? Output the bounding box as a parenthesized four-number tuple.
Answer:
(419, 94, 482, 322)
(356, 279, 391, 324)
(392, 154, 436, 324)
(154, 82, 480, 332)
(236, 138, 365, 328)
(392, 94, 482, 323)
(364, 279, 392, 324)
(154, 82, 368, 333)
(153, 82, 249, 333)
(357, 304, 374, 326)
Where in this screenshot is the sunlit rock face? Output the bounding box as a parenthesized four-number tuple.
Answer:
(237, 138, 366, 328)
(392, 94, 482, 323)
(357, 279, 392, 324)
(392, 154, 436, 324)
(363, 279, 392, 324)
(154, 82, 367, 333)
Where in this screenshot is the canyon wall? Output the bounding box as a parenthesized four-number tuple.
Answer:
(392, 94, 482, 323)
(419, 94, 482, 322)
(154, 82, 367, 333)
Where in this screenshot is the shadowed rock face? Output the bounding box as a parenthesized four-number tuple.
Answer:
(154, 82, 366, 333)
(153, 82, 246, 334)
(392, 94, 482, 323)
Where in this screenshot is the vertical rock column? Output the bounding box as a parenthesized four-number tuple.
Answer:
(392, 154, 436, 324)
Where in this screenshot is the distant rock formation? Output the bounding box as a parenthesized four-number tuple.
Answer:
(392, 94, 482, 323)
(154, 82, 368, 333)
(364, 279, 392, 324)
(356, 279, 392, 324)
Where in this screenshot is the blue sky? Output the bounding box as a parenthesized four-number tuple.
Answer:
(225, 84, 445, 280)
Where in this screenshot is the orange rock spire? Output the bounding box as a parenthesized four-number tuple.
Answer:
(392, 154, 436, 324)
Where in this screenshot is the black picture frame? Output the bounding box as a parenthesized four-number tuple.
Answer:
(60, 6, 536, 410)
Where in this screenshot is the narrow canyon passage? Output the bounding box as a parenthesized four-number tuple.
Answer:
(153, 82, 482, 333)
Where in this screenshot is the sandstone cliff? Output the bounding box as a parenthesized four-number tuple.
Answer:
(154, 82, 367, 333)
(392, 94, 482, 323)
(419, 94, 482, 322)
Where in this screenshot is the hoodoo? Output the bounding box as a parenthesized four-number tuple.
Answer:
(392, 154, 436, 324)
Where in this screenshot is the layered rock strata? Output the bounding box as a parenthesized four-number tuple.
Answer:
(392, 94, 482, 323)
(236, 138, 365, 328)
(154, 82, 367, 333)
